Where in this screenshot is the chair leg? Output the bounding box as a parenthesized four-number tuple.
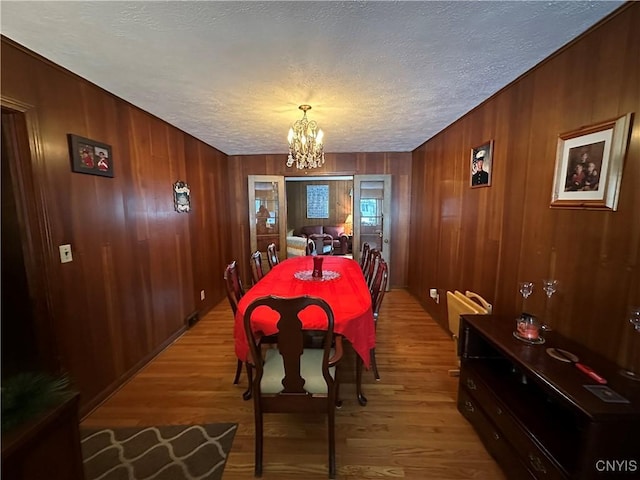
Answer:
(233, 359, 243, 384)
(370, 348, 380, 381)
(255, 404, 263, 477)
(448, 358, 461, 377)
(328, 400, 336, 479)
(356, 355, 367, 406)
(243, 363, 253, 401)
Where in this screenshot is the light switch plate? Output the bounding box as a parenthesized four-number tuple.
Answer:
(59, 244, 73, 263)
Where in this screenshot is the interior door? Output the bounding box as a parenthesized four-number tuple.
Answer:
(248, 175, 287, 269)
(353, 174, 391, 284)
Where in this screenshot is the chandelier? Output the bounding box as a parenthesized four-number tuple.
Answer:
(286, 105, 325, 169)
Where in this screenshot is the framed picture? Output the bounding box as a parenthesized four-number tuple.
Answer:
(470, 140, 493, 188)
(68, 134, 113, 178)
(173, 181, 191, 213)
(306, 184, 329, 218)
(550, 113, 632, 211)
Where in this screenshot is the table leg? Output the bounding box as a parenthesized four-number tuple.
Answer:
(356, 354, 367, 406)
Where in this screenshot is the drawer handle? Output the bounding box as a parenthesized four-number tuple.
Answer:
(466, 378, 477, 390)
(464, 400, 475, 412)
(496, 406, 503, 415)
(493, 431, 500, 440)
(528, 453, 547, 474)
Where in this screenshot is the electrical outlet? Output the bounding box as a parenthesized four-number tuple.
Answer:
(200, 289, 205, 301)
(59, 244, 73, 263)
(429, 288, 440, 304)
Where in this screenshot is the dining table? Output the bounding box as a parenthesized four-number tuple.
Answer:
(234, 255, 376, 405)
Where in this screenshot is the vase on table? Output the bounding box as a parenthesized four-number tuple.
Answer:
(312, 256, 324, 278)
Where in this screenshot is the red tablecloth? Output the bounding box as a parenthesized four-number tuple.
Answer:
(234, 256, 375, 368)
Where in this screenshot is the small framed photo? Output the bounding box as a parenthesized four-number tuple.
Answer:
(470, 140, 493, 188)
(68, 134, 113, 178)
(173, 181, 191, 213)
(550, 113, 632, 211)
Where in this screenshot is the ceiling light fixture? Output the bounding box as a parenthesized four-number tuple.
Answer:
(287, 105, 325, 169)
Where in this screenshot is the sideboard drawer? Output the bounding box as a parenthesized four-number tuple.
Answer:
(459, 366, 494, 407)
(458, 388, 534, 480)
(461, 367, 567, 479)
(490, 403, 566, 479)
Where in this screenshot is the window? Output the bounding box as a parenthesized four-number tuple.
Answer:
(360, 198, 381, 226)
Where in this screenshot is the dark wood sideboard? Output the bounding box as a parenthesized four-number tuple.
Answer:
(2, 393, 85, 480)
(458, 315, 640, 480)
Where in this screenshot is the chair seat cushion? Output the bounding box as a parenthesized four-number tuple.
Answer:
(261, 348, 335, 395)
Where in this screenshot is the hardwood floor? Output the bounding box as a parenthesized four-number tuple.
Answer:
(82, 289, 505, 479)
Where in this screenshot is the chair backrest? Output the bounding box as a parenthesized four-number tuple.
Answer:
(224, 260, 244, 315)
(310, 233, 334, 255)
(266, 243, 279, 269)
(305, 239, 316, 256)
(370, 258, 388, 318)
(243, 295, 339, 399)
(250, 251, 264, 284)
(359, 242, 371, 269)
(364, 249, 382, 287)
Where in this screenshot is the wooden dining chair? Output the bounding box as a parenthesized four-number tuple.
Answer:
(266, 243, 279, 269)
(224, 260, 252, 400)
(243, 295, 343, 479)
(364, 249, 381, 287)
(369, 258, 388, 381)
(250, 250, 265, 284)
(309, 233, 334, 255)
(359, 242, 370, 270)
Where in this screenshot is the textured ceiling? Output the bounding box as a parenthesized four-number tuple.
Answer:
(1, 1, 624, 156)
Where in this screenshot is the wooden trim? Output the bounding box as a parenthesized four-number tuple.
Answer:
(1, 100, 60, 372)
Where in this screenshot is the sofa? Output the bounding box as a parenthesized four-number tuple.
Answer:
(293, 225, 350, 255)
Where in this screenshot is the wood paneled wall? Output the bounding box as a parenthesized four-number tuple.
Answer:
(226, 152, 412, 288)
(408, 4, 640, 369)
(1, 38, 230, 416)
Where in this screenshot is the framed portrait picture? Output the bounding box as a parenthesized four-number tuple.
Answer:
(470, 140, 493, 188)
(173, 181, 191, 213)
(68, 134, 113, 178)
(550, 113, 632, 211)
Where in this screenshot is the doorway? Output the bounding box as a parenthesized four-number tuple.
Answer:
(352, 174, 392, 279)
(1, 105, 57, 377)
(285, 175, 354, 247)
(249, 173, 392, 281)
